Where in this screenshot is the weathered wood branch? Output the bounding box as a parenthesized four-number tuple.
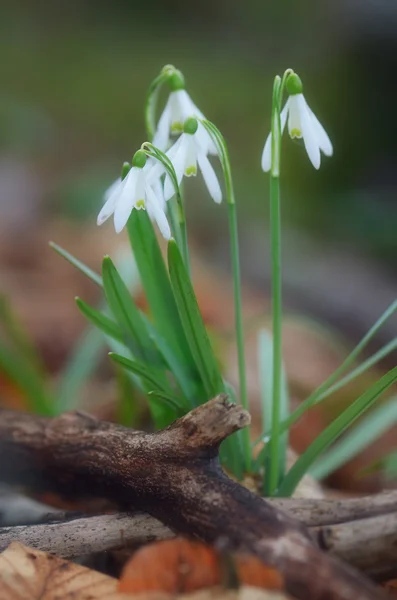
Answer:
(2, 506, 397, 579)
(0, 513, 174, 558)
(0, 398, 388, 600)
(267, 492, 397, 527)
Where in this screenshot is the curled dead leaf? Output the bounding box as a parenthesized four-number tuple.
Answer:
(0, 542, 124, 600)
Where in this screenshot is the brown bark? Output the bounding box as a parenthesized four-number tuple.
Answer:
(0, 397, 388, 600)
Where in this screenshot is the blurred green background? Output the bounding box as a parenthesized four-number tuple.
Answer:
(0, 0, 396, 342)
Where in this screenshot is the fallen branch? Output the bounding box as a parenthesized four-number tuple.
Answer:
(267, 491, 397, 527)
(0, 512, 173, 558)
(2, 505, 397, 579)
(0, 398, 388, 600)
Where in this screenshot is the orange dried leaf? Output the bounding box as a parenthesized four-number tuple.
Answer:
(119, 538, 284, 595)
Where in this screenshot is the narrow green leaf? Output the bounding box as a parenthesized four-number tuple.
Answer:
(75, 298, 124, 342)
(56, 250, 142, 412)
(109, 352, 179, 427)
(0, 342, 54, 416)
(102, 256, 163, 365)
(0, 296, 46, 375)
(49, 242, 103, 287)
(257, 329, 289, 491)
(310, 397, 397, 480)
(127, 210, 196, 371)
(56, 327, 104, 413)
(280, 299, 397, 433)
(140, 313, 199, 407)
(148, 390, 184, 414)
(109, 352, 174, 397)
(168, 239, 224, 399)
(278, 365, 397, 496)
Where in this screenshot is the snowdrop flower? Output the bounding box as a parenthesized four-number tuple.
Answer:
(163, 117, 222, 204)
(153, 70, 216, 156)
(97, 151, 171, 239)
(261, 73, 333, 171)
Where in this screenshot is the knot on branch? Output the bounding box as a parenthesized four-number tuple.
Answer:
(159, 395, 251, 456)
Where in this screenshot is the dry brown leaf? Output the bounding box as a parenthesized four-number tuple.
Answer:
(0, 542, 125, 600)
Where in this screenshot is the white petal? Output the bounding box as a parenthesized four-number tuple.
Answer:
(169, 91, 185, 132)
(164, 135, 188, 200)
(113, 168, 139, 233)
(152, 100, 172, 151)
(104, 177, 121, 201)
(297, 95, 321, 169)
(184, 136, 198, 176)
(151, 177, 166, 211)
(261, 134, 272, 172)
(197, 152, 222, 204)
(288, 95, 304, 138)
(97, 178, 126, 225)
(145, 184, 171, 240)
(195, 122, 217, 156)
(177, 89, 202, 120)
(305, 100, 333, 157)
(261, 101, 289, 172)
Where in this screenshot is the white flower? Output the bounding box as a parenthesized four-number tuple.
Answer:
(97, 155, 170, 239)
(261, 93, 333, 171)
(163, 119, 222, 204)
(153, 89, 217, 156)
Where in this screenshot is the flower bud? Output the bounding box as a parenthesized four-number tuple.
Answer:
(121, 162, 131, 180)
(132, 150, 147, 169)
(286, 73, 303, 96)
(183, 117, 198, 135)
(168, 70, 185, 91)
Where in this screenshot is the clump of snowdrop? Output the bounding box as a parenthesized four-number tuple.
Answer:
(163, 117, 222, 204)
(153, 70, 216, 156)
(97, 150, 170, 239)
(261, 73, 333, 171)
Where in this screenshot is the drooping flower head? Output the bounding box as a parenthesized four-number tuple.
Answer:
(97, 151, 171, 239)
(261, 73, 333, 171)
(153, 69, 216, 156)
(163, 117, 222, 204)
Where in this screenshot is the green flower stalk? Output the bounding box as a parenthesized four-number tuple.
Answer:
(201, 119, 251, 472)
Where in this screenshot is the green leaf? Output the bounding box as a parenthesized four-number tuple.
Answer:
(279, 299, 397, 434)
(140, 313, 199, 408)
(310, 396, 397, 480)
(148, 390, 184, 414)
(49, 242, 102, 287)
(0, 341, 54, 416)
(109, 352, 171, 394)
(127, 210, 196, 372)
(109, 352, 180, 427)
(102, 256, 163, 365)
(56, 327, 105, 413)
(257, 329, 289, 491)
(278, 365, 397, 496)
(168, 239, 224, 399)
(56, 250, 143, 413)
(75, 298, 125, 342)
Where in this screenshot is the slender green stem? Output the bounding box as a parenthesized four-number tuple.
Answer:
(200, 119, 250, 471)
(176, 181, 191, 277)
(227, 200, 250, 470)
(267, 174, 283, 494)
(263, 75, 284, 495)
